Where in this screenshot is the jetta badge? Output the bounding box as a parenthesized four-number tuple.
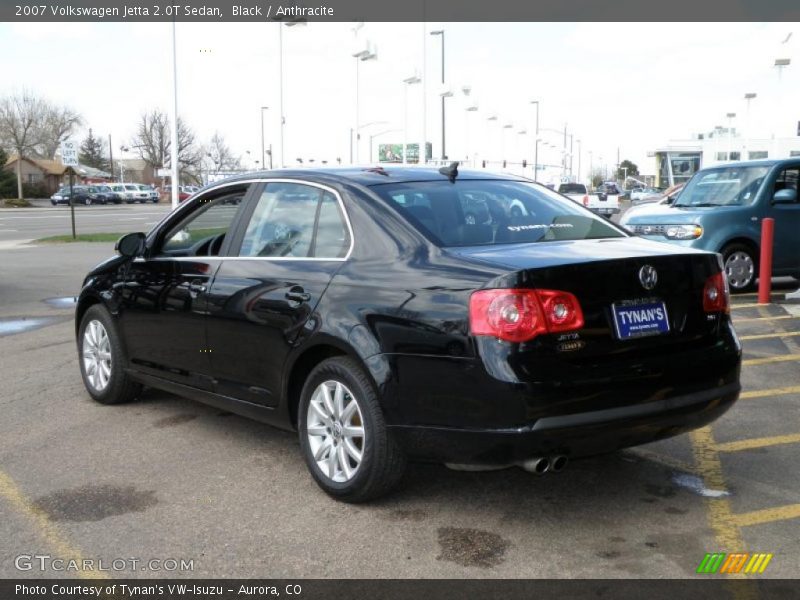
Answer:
(639, 265, 658, 290)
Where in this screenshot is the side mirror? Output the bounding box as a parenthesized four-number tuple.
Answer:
(115, 232, 146, 258)
(773, 188, 797, 204)
(665, 195, 676, 205)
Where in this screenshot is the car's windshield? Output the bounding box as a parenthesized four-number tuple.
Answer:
(373, 179, 626, 247)
(674, 165, 769, 207)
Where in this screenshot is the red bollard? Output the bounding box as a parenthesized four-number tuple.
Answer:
(758, 217, 775, 304)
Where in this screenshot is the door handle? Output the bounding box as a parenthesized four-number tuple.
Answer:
(286, 287, 311, 303)
(188, 280, 207, 295)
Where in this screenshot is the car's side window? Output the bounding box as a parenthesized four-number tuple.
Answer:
(238, 183, 349, 258)
(159, 190, 246, 257)
(774, 168, 799, 201)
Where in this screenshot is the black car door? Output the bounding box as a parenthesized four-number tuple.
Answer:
(117, 183, 253, 390)
(205, 180, 352, 406)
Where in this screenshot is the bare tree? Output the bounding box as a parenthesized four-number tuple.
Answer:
(205, 132, 241, 172)
(0, 91, 49, 199)
(0, 91, 83, 198)
(37, 104, 83, 160)
(131, 109, 203, 184)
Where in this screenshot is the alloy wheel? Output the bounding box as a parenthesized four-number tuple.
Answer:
(82, 319, 112, 391)
(306, 380, 365, 483)
(725, 251, 754, 290)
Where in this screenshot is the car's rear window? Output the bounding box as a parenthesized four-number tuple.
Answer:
(558, 183, 587, 195)
(373, 180, 626, 247)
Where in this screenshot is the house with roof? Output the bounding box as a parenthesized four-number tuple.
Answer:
(3, 156, 114, 195)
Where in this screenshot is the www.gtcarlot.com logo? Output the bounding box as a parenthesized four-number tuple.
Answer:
(697, 552, 773, 574)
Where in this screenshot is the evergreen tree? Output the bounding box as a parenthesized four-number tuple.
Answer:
(79, 129, 109, 171)
(0, 147, 18, 198)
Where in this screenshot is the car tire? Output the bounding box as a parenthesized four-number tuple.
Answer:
(298, 357, 406, 503)
(722, 243, 757, 293)
(78, 304, 141, 405)
(84, 198, 92, 206)
(51, 200, 57, 206)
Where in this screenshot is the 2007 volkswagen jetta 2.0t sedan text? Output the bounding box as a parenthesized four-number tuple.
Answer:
(75, 166, 741, 502)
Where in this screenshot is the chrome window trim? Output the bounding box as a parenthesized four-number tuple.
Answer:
(148, 178, 355, 262)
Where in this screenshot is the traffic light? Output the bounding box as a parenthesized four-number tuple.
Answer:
(503, 160, 507, 168)
(522, 159, 527, 168)
(482, 160, 486, 168)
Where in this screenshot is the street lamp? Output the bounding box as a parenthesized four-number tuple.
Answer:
(501, 123, 513, 164)
(260, 106, 269, 170)
(430, 29, 446, 159)
(402, 74, 422, 164)
(530, 100, 540, 181)
(744, 93, 757, 159)
(465, 102, 478, 166)
(352, 43, 378, 163)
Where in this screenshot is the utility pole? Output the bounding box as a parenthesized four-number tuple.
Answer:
(108, 134, 114, 181)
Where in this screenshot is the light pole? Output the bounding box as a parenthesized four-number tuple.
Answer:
(402, 74, 421, 164)
(486, 115, 498, 167)
(726, 112, 736, 160)
(438, 88, 454, 161)
(774, 58, 791, 141)
(352, 44, 378, 163)
(260, 106, 268, 171)
(744, 92, 757, 159)
(278, 22, 305, 169)
(170, 20, 179, 209)
(430, 29, 446, 160)
(501, 123, 513, 165)
(465, 102, 478, 167)
(576, 139, 581, 184)
(530, 100, 540, 181)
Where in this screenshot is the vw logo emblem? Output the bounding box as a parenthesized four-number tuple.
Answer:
(639, 265, 658, 290)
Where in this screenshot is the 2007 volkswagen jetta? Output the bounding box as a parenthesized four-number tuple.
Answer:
(75, 166, 741, 501)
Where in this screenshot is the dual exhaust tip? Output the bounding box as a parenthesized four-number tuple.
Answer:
(445, 455, 568, 474)
(519, 455, 568, 475)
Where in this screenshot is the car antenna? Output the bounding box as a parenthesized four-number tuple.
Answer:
(439, 161, 459, 183)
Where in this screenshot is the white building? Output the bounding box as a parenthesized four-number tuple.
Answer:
(652, 126, 800, 188)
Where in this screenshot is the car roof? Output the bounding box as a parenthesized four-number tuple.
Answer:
(701, 158, 795, 170)
(202, 166, 528, 191)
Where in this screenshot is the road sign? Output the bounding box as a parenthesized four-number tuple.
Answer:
(157, 168, 171, 177)
(60, 140, 79, 167)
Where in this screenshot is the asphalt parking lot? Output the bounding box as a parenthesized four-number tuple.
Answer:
(1, 225, 799, 579)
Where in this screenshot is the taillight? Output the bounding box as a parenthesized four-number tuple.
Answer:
(703, 271, 730, 313)
(470, 288, 585, 342)
(582, 195, 589, 207)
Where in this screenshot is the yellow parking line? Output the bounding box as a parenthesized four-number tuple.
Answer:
(730, 303, 765, 310)
(740, 385, 800, 399)
(734, 315, 795, 323)
(716, 433, 800, 453)
(0, 470, 107, 580)
(689, 428, 746, 556)
(732, 504, 800, 527)
(739, 331, 800, 341)
(743, 354, 800, 366)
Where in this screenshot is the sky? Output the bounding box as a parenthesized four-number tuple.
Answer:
(1, 21, 798, 181)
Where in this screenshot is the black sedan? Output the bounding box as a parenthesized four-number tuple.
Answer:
(75, 167, 741, 502)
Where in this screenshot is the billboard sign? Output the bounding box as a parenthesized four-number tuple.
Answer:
(378, 143, 432, 164)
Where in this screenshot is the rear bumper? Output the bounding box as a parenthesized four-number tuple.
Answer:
(593, 206, 620, 216)
(389, 381, 739, 464)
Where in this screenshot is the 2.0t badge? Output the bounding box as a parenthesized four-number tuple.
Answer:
(639, 265, 658, 290)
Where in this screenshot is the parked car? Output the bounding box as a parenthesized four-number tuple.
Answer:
(122, 183, 150, 203)
(554, 181, 619, 218)
(76, 167, 741, 501)
(50, 185, 91, 206)
(133, 183, 159, 203)
(620, 159, 800, 291)
(161, 185, 193, 202)
(107, 183, 132, 202)
(85, 185, 121, 205)
(630, 187, 662, 204)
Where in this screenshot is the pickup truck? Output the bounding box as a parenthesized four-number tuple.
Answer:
(554, 182, 620, 218)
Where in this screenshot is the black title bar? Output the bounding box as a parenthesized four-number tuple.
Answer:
(3, 0, 800, 22)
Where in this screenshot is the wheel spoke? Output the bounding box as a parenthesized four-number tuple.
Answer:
(338, 445, 352, 479)
(343, 425, 364, 438)
(341, 398, 357, 422)
(321, 383, 336, 419)
(314, 437, 332, 461)
(327, 444, 338, 478)
(344, 438, 362, 463)
(333, 382, 345, 420)
(307, 425, 327, 437)
(310, 401, 332, 425)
